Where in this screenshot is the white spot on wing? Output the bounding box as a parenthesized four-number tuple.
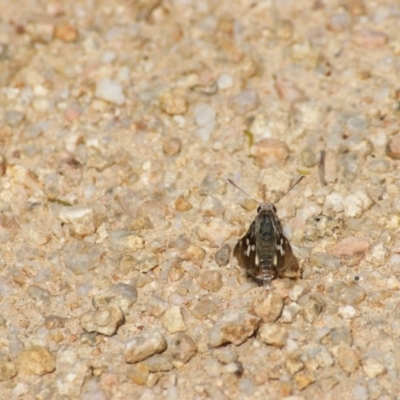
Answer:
(273, 254, 277, 266)
(255, 254, 259, 266)
(246, 246, 251, 257)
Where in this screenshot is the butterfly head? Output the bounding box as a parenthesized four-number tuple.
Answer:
(257, 202, 277, 214)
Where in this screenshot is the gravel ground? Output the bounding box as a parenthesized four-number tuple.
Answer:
(1, 0, 400, 399)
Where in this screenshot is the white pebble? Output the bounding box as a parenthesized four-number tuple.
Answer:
(59, 206, 94, 223)
(324, 192, 344, 213)
(95, 78, 126, 105)
(117, 66, 130, 82)
(194, 104, 216, 129)
(338, 305, 359, 319)
(217, 73, 233, 90)
(102, 51, 116, 63)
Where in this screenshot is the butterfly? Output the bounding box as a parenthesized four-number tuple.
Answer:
(227, 177, 304, 287)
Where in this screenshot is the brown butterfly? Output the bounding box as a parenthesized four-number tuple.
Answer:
(227, 177, 304, 287)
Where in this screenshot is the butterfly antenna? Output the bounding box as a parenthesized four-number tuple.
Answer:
(226, 179, 261, 204)
(275, 176, 305, 204)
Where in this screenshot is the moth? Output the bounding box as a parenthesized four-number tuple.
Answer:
(227, 177, 304, 287)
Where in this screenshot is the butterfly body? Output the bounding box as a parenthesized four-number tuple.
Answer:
(233, 202, 300, 286)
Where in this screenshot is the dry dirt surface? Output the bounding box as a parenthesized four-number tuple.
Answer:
(1, 0, 400, 399)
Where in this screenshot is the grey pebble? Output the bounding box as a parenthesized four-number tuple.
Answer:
(329, 327, 353, 346)
(92, 283, 138, 315)
(169, 333, 197, 364)
(64, 242, 104, 275)
(327, 280, 366, 306)
(228, 90, 260, 114)
(214, 244, 231, 267)
(214, 347, 238, 364)
(146, 295, 169, 317)
(27, 285, 52, 306)
(299, 295, 324, 322)
(144, 354, 175, 372)
(5, 110, 24, 127)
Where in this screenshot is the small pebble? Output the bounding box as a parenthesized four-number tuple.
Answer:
(217, 73, 233, 90)
(0, 360, 17, 381)
(56, 351, 91, 398)
(192, 298, 218, 320)
(92, 283, 138, 315)
(329, 236, 370, 258)
(362, 358, 386, 378)
(257, 323, 288, 348)
(352, 29, 388, 48)
(294, 372, 315, 390)
(238, 377, 255, 396)
(144, 354, 175, 372)
(161, 306, 187, 333)
(5, 110, 24, 127)
(301, 146, 318, 167)
(338, 305, 359, 319)
(127, 363, 149, 386)
(309, 252, 341, 270)
(199, 174, 225, 196)
(386, 134, 400, 159)
(180, 244, 206, 266)
(196, 217, 238, 246)
(285, 355, 304, 374)
(162, 137, 181, 156)
(17, 346, 55, 375)
(203, 359, 223, 378)
(146, 296, 169, 317)
(328, 10, 351, 32)
(329, 327, 352, 346)
(367, 159, 390, 173)
(55, 22, 78, 42)
(108, 231, 145, 253)
(311, 346, 334, 368)
(228, 90, 259, 114)
(169, 333, 197, 364)
(200, 196, 225, 217)
(198, 271, 223, 292)
(168, 261, 185, 282)
(95, 78, 126, 105)
(214, 244, 230, 266)
(124, 331, 167, 363)
(251, 139, 289, 168)
(275, 76, 305, 102)
(80, 305, 124, 336)
(160, 92, 188, 115)
(280, 303, 300, 323)
(252, 292, 283, 322)
(174, 197, 193, 212)
(194, 104, 216, 133)
(214, 347, 238, 364)
(208, 310, 261, 347)
(27, 285, 52, 307)
(327, 281, 366, 306)
(337, 344, 359, 373)
(299, 296, 324, 322)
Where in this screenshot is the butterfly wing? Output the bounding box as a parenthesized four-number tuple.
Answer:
(275, 231, 300, 279)
(233, 221, 262, 280)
